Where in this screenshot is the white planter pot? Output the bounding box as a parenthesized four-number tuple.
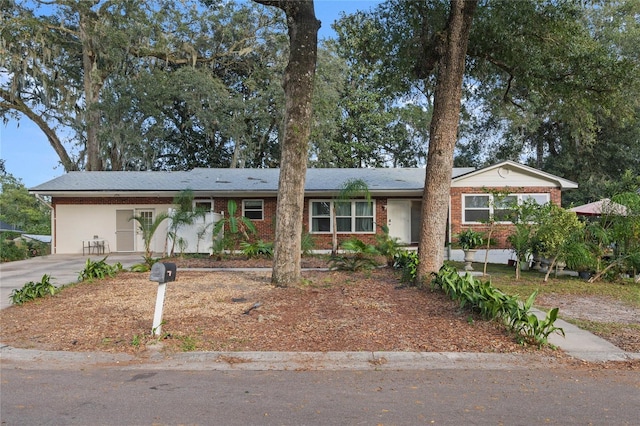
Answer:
(463, 249, 477, 271)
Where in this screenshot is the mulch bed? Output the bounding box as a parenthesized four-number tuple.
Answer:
(0, 266, 559, 357)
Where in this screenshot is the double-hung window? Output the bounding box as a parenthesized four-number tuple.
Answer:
(193, 199, 213, 212)
(310, 200, 375, 233)
(463, 193, 549, 224)
(242, 200, 264, 220)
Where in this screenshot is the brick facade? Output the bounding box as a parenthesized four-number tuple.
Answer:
(54, 195, 391, 251)
(449, 186, 562, 248)
(52, 186, 563, 252)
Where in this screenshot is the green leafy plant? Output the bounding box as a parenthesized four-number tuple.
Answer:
(533, 203, 585, 282)
(178, 335, 197, 351)
(393, 250, 420, 285)
(507, 225, 534, 279)
(166, 190, 208, 256)
(9, 274, 57, 305)
(505, 198, 546, 279)
(506, 291, 565, 346)
(130, 254, 161, 272)
(240, 240, 274, 258)
(130, 212, 169, 266)
(329, 238, 380, 271)
(78, 256, 122, 281)
(131, 334, 141, 347)
(212, 200, 257, 252)
(431, 264, 564, 346)
(0, 237, 28, 262)
(455, 229, 485, 250)
(300, 232, 315, 256)
(331, 179, 372, 256)
(375, 224, 403, 266)
(130, 261, 154, 273)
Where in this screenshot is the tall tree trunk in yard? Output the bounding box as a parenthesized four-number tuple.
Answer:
(79, 6, 104, 171)
(254, 0, 320, 287)
(417, 0, 477, 283)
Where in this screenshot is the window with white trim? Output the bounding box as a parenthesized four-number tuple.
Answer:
(310, 200, 375, 233)
(463, 193, 549, 223)
(193, 199, 213, 212)
(242, 199, 264, 220)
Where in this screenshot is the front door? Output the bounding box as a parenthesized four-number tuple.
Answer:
(387, 200, 412, 244)
(115, 209, 135, 252)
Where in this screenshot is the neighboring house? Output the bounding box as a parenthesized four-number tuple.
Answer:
(29, 161, 578, 255)
(12, 234, 53, 255)
(0, 220, 24, 233)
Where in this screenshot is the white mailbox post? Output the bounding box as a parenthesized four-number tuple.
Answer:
(149, 262, 176, 336)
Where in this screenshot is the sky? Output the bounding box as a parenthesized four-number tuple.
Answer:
(0, 0, 382, 188)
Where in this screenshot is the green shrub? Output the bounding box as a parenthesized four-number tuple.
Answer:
(329, 255, 378, 271)
(375, 225, 402, 266)
(393, 250, 420, 285)
(329, 238, 380, 271)
(300, 232, 315, 256)
(432, 264, 564, 346)
(78, 256, 123, 281)
(455, 229, 485, 250)
(240, 240, 274, 258)
(9, 274, 58, 305)
(0, 238, 28, 262)
(128, 256, 160, 273)
(130, 263, 151, 273)
(25, 239, 49, 257)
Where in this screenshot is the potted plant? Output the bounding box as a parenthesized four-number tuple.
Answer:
(456, 229, 485, 271)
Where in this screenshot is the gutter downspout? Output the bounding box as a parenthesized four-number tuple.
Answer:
(447, 194, 452, 261)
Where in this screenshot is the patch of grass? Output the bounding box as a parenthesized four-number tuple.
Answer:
(489, 267, 640, 308)
(178, 335, 197, 352)
(464, 261, 639, 343)
(131, 334, 141, 347)
(569, 318, 637, 334)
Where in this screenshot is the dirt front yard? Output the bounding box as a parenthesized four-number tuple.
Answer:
(1, 257, 638, 359)
(0, 267, 556, 356)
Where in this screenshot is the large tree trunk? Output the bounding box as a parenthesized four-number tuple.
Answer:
(79, 9, 104, 171)
(417, 0, 477, 283)
(254, 1, 319, 287)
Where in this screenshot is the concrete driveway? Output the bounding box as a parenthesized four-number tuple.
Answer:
(0, 253, 142, 310)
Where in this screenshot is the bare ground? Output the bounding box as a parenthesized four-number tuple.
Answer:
(1, 256, 638, 361)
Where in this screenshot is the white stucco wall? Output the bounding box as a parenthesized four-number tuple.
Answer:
(54, 204, 170, 254)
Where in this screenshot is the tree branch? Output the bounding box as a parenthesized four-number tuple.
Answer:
(0, 87, 78, 171)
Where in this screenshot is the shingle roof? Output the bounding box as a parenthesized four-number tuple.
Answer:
(30, 167, 475, 195)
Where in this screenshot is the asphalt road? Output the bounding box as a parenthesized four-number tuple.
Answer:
(1, 365, 639, 425)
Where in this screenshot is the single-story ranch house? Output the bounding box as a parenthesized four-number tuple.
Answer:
(29, 160, 578, 256)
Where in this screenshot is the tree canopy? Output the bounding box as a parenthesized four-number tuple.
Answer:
(1, 0, 638, 206)
(0, 166, 51, 235)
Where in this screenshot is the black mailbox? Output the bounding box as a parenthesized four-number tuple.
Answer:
(149, 262, 177, 283)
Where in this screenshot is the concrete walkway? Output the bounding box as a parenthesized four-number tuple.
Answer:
(1, 255, 638, 368)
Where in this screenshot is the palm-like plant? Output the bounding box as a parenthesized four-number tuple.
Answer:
(332, 179, 371, 256)
(166, 190, 208, 256)
(130, 212, 169, 265)
(212, 200, 257, 252)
